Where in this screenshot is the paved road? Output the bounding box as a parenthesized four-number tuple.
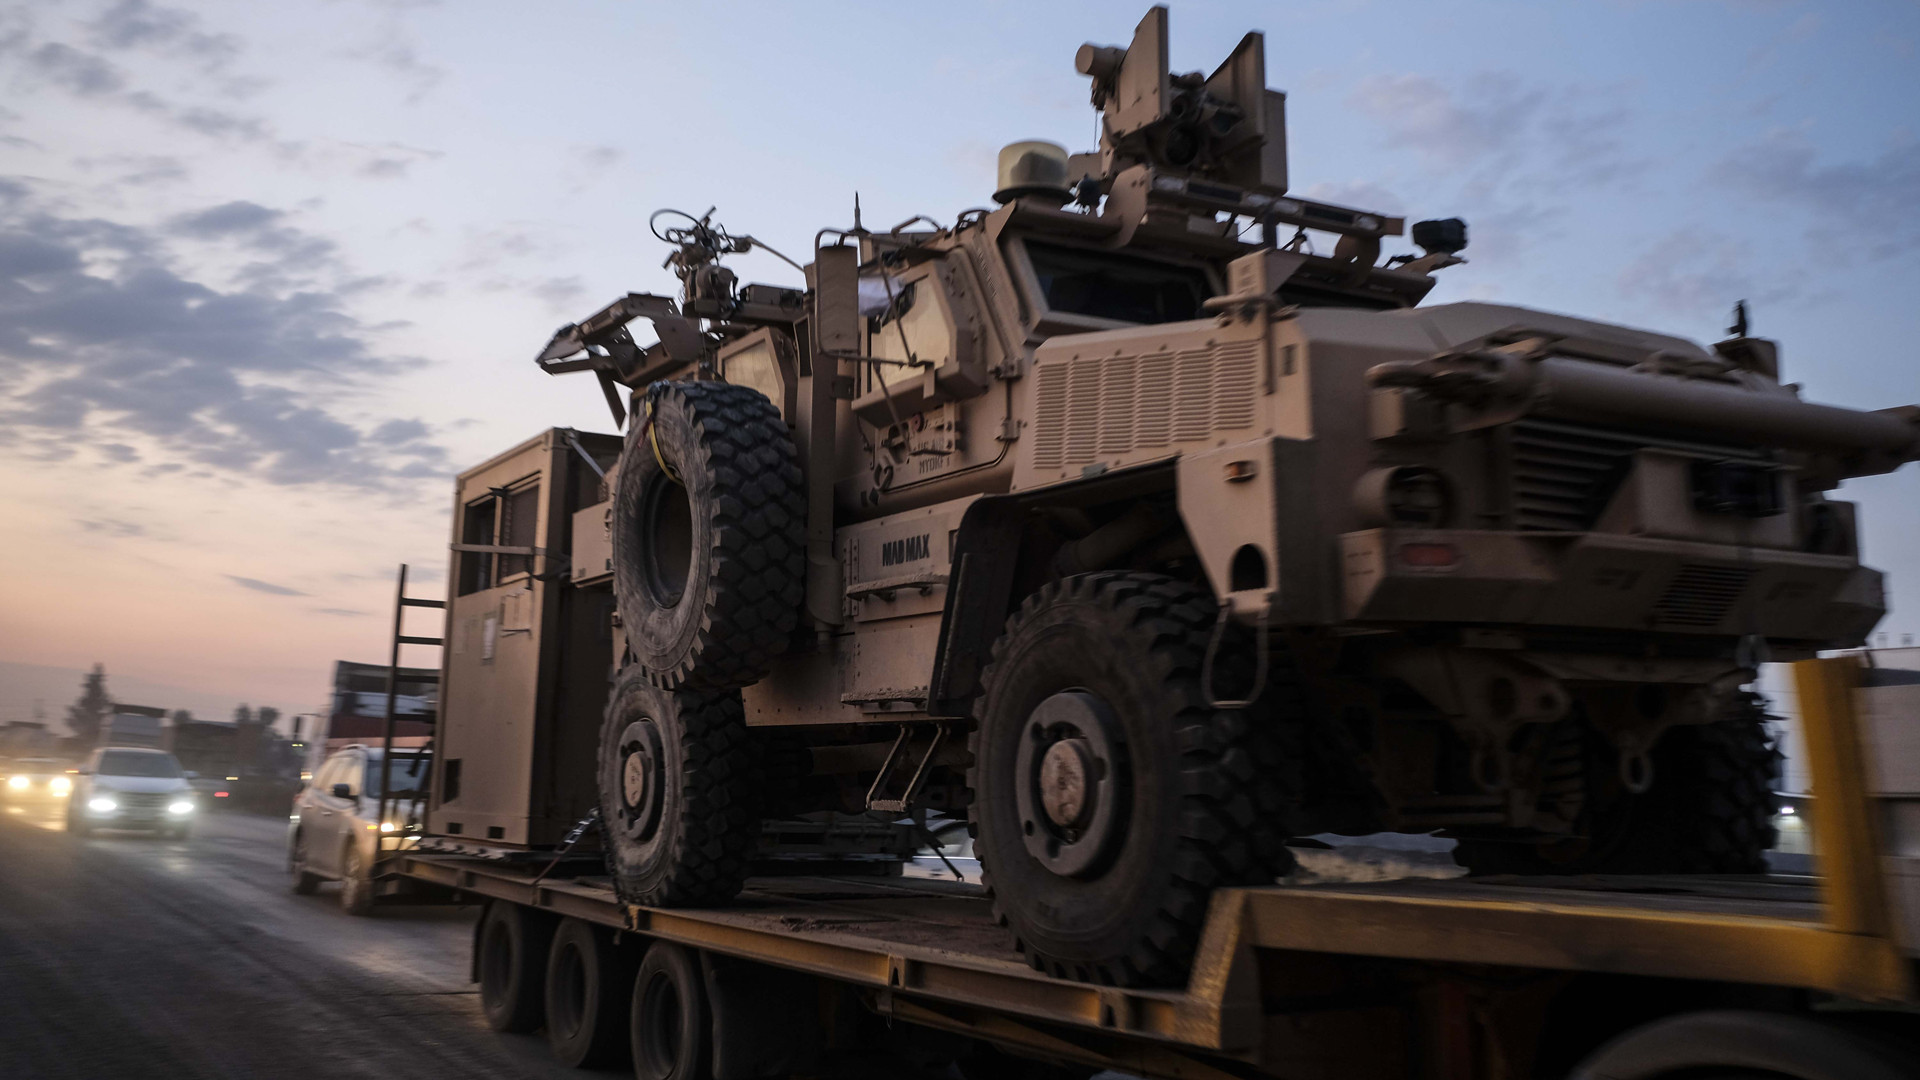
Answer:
(0, 800, 587, 1080)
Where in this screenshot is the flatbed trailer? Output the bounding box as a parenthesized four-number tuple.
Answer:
(388, 659, 1920, 1078)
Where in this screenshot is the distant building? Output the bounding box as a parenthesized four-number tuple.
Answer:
(0, 721, 55, 759)
(323, 660, 436, 756)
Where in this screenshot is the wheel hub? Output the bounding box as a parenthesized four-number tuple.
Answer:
(619, 718, 666, 840)
(1014, 690, 1128, 878)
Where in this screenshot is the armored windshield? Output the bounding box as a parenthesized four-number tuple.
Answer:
(1026, 242, 1210, 325)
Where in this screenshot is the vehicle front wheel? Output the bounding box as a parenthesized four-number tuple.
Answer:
(339, 842, 375, 916)
(968, 572, 1299, 987)
(289, 833, 321, 894)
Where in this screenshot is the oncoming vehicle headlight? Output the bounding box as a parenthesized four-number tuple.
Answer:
(50, 776, 71, 796)
(379, 821, 396, 833)
(88, 797, 118, 813)
(167, 800, 195, 815)
(7, 775, 27, 790)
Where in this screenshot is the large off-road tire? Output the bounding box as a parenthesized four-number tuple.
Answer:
(968, 572, 1299, 988)
(598, 669, 761, 907)
(614, 380, 805, 691)
(1455, 691, 1781, 875)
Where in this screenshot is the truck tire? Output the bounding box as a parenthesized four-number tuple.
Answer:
(478, 901, 555, 1033)
(613, 380, 805, 691)
(544, 917, 633, 1068)
(598, 670, 761, 906)
(631, 941, 709, 1080)
(1455, 692, 1781, 876)
(1568, 1010, 1919, 1080)
(968, 572, 1299, 988)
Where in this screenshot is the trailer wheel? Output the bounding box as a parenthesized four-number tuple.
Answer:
(477, 901, 555, 1033)
(544, 917, 633, 1068)
(1568, 1010, 1919, 1080)
(1456, 692, 1780, 875)
(598, 670, 761, 906)
(631, 941, 709, 1080)
(613, 380, 806, 691)
(968, 572, 1299, 988)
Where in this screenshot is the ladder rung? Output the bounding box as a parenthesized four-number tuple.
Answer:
(397, 636, 444, 646)
(400, 598, 446, 609)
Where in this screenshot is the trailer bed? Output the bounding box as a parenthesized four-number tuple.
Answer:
(395, 850, 1912, 1074)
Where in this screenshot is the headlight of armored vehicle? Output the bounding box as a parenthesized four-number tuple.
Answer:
(1355, 465, 1455, 528)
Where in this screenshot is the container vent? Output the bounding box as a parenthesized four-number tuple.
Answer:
(1506, 421, 1638, 531)
(1652, 564, 1755, 627)
(1031, 339, 1261, 471)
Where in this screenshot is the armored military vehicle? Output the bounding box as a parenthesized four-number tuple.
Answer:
(534, 7, 1920, 987)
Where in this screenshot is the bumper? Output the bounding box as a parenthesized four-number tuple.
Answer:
(1340, 528, 1883, 644)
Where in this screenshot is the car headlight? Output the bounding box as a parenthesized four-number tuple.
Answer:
(7, 775, 27, 790)
(50, 777, 71, 796)
(167, 800, 195, 815)
(88, 797, 118, 813)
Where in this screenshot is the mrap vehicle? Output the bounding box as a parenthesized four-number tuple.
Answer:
(390, 8, 1920, 1077)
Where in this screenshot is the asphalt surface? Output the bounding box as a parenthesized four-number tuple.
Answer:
(0, 799, 587, 1080)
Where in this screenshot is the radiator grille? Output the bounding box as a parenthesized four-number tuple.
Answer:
(1652, 564, 1755, 627)
(1506, 421, 1638, 531)
(1030, 339, 1262, 471)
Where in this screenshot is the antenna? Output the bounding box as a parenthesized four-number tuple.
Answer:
(1728, 299, 1749, 339)
(851, 192, 868, 237)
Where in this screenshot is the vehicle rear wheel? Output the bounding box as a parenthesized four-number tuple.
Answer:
(630, 941, 709, 1080)
(478, 901, 555, 1033)
(597, 669, 761, 907)
(1455, 691, 1781, 876)
(544, 917, 633, 1068)
(968, 572, 1299, 987)
(339, 842, 375, 916)
(289, 834, 321, 894)
(613, 380, 806, 691)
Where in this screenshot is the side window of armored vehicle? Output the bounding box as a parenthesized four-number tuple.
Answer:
(457, 480, 540, 592)
(458, 498, 496, 595)
(1022, 241, 1211, 325)
(497, 483, 539, 580)
(718, 330, 792, 420)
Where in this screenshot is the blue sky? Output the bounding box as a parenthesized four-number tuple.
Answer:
(1, 0, 1916, 714)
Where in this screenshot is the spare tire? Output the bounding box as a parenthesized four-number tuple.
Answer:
(614, 380, 805, 690)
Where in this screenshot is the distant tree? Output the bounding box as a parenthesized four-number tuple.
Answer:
(233, 704, 254, 726)
(170, 709, 195, 725)
(256, 706, 280, 732)
(65, 664, 111, 745)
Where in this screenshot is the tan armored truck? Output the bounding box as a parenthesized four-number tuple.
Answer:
(529, 7, 1920, 987)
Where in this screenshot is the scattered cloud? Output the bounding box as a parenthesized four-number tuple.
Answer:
(1712, 133, 1920, 259)
(77, 517, 145, 537)
(347, 40, 443, 103)
(227, 575, 306, 596)
(1614, 227, 1801, 317)
(0, 187, 450, 489)
(311, 607, 368, 617)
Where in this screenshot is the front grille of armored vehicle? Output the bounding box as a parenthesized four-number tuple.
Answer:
(1031, 340, 1261, 471)
(1502, 420, 1767, 531)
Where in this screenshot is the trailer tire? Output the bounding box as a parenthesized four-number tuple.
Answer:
(1455, 692, 1780, 876)
(478, 901, 555, 1033)
(631, 941, 709, 1080)
(1568, 1010, 1919, 1080)
(968, 572, 1299, 988)
(613, 380, 805, 691)
(598, 670, 761, 907)
(544, 917, 633, 1068)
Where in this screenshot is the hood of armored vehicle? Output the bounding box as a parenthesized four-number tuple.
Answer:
(1337, 301, 1715, 362)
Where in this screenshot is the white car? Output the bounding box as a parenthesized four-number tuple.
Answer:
(287, 744, 431, 915)
(67, 747, 198, 838)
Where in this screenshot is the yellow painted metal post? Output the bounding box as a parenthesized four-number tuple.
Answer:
(1792, 656, 1892, 936)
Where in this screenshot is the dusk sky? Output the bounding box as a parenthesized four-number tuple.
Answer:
(1, 0, 1916, 727)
